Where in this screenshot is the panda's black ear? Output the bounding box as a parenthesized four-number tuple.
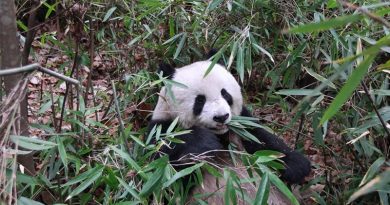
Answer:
(205, 48, 219, 59)
(158, 63, 175, 79)
(205, 48, 225, 66)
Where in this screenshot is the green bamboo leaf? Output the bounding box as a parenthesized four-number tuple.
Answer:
(320, 54, 376, 124)
(166, 117, 179, 134)
(227, 41, 238, 69)
(288, 14, 363, 33)
(359, 157, 385, 186)
(208, 0, 223, 10)
(17, 20, 28, 32)
(18, 197, 45, 205)
(162, 33, 184, 45)
(254, 172, 270, 205)
(320, 36, 390, 124)
(347, 170, 390, 204)
(103, 7, 117, 22)
(268, 171, 299, 205)
(163, 163, 204, 187)
(128, 35, 143, 47)
(236, 46, 244, 82)
(66, 166, 103, 200)
(38, 100, 53, 114)
(110, 146, 146, 178)
(173, 33, 187, 59)
(252, 43, 274, 63)
(56, 137, 68, 167)
(229, 126, 261, 144)
(139, 167, 165, 197)
(275, 89, 322, 96)
(10, 135, 57, 150)
(62, 165, 103, 187)
(116, 176, 140, 200)
(304, 67, 337, 89)
(204, 45, 227, 77)
(253, 150, 284, 163)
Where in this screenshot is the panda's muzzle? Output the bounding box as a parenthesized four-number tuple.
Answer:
(213, 113, 229, 123)
(208, 123, 228, 132)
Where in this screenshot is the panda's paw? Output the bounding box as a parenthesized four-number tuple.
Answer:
(280, 151, 311, 184)
(182, 127, 224, 156)
(189, 133, 223, 155)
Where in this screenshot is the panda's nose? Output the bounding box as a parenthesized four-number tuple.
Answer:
(213, 113, 229, 123)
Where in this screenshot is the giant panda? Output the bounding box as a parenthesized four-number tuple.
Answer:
(148, 59, 311, 204)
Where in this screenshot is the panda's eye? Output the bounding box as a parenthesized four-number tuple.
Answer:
(221, 89, 233, 106)
(195, 95, 206, 104)
(193, 95, 206, 116)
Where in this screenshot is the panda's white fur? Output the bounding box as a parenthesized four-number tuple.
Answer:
(150, 60, 310, 204)
(152, 61, 242, 134)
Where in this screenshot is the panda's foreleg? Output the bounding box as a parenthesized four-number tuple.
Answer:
(239, 107, 311, 184)
(148, 120, 223, 167)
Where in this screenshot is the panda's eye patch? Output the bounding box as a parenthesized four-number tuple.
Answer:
(193, 95, 206, 116)
(221, 89, 233, 106)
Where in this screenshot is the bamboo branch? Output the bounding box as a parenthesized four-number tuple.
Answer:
(339, 0, 390, 29)
(0, 63, 80, 85)
(361, 82, 390, 156)
(111, 80, 130, 153)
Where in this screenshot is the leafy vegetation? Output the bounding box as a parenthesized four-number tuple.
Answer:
(1, 0, 389, 204)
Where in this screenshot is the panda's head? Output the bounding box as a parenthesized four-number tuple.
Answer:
(152, 61, 243, 134)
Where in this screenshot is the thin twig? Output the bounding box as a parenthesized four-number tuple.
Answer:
(21, 0, 38, 66)
(0, 64, 39, 75)
(85, 18, 98, 122)
(0, 64, 79, 85)
(361, 82, 390, 157)
(101, 95, 115, 121)
(39, 67, 79, 85)
(294, 114, 305, 149)
(111, 80, 130, 153)
(339, 0, 390, 29)
(50, 89, 58, 131)
(58, 42, 80, 132)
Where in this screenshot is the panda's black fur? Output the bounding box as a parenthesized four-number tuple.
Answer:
(148, 57, 311, 204)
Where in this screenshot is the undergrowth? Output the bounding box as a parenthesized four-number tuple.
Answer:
(1, 0, 390, 204)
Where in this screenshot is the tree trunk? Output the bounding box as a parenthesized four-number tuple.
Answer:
(0, 0, 36, 175)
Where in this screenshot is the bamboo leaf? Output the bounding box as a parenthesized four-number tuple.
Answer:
(103, 7, 117, 22)
(254, 172, 270, 205)
(204, 45, 227, 77)
(116, 177, 140, 200)
(162, 33, 184, 45)
(110, 146, 146, 178)
(359, 157, 385, 186)
(62, 165, 103, 187)
(288, 14, 363, 33)
(347, 170, 390, 204)
(252, 43, 274, 63)
(268, 171, 299, 205)
(66, 166, 103, 200)
(18, 197, 45, 205)
(173, 33, 187, 59)
(10, 135, 57, 150)
(320, 36, 390, 124)
(276, 89, 322, 96)
(139, 167, 165, 197)
(208, 0, 223, 10)
(227, 41, 238, 69)
(56, 137, 68, 167)
(304, 67, 337, 89)
(236, 45, 244, 82)
(163, 163, 204, 187)
(320, 54, 376, 124)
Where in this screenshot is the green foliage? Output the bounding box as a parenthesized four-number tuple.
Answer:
(6, 0, 390, 204)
